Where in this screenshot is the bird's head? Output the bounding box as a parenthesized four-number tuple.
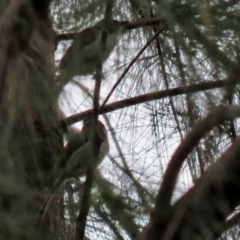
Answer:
(82, 117, 108, 144)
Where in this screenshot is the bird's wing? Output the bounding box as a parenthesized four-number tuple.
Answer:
(58, 132, 87, 168)
(64, 141, 93, 178)
(65, 137, 109, 179)
(48, 131, 87, 187)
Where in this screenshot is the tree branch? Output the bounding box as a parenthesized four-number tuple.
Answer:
(60, 79, 226, 128)
(56, 17, 165, 43)
(141, 105, 240, 240)
(101, 25, 165, 107)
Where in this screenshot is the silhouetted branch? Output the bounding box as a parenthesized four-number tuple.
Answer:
(60, 79, 226, 128)
(56, 17, 165, 42)
(141, 105, 240, 240)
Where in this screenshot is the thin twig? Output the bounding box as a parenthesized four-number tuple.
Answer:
(101, 25, 166, 108)
(75, 168, 94, 240)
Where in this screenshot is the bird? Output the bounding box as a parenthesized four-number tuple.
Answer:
(56, 19, 124, 88)
(52, 117, 109, 188)
(39, 118, 109, 221)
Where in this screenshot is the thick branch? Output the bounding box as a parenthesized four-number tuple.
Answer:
(156, 105, 240, 214)
(56, 17, 165, 42)
(167, 135, 240, 240)
(140, 106, 240, 240)
(60, 79, 226, 128)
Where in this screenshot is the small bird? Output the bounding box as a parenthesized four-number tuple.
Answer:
(52, 118, 109, 187)
(39, 118, 109, 221)
(57, 19, 124, 88)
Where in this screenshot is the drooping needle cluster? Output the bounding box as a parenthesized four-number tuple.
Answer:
(57, 19, 124, 87)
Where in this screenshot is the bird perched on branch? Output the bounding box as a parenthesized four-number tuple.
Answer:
(57, 19, 125, 88)
(39, 118, 109, 221)
(52, 118, 109, 187)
